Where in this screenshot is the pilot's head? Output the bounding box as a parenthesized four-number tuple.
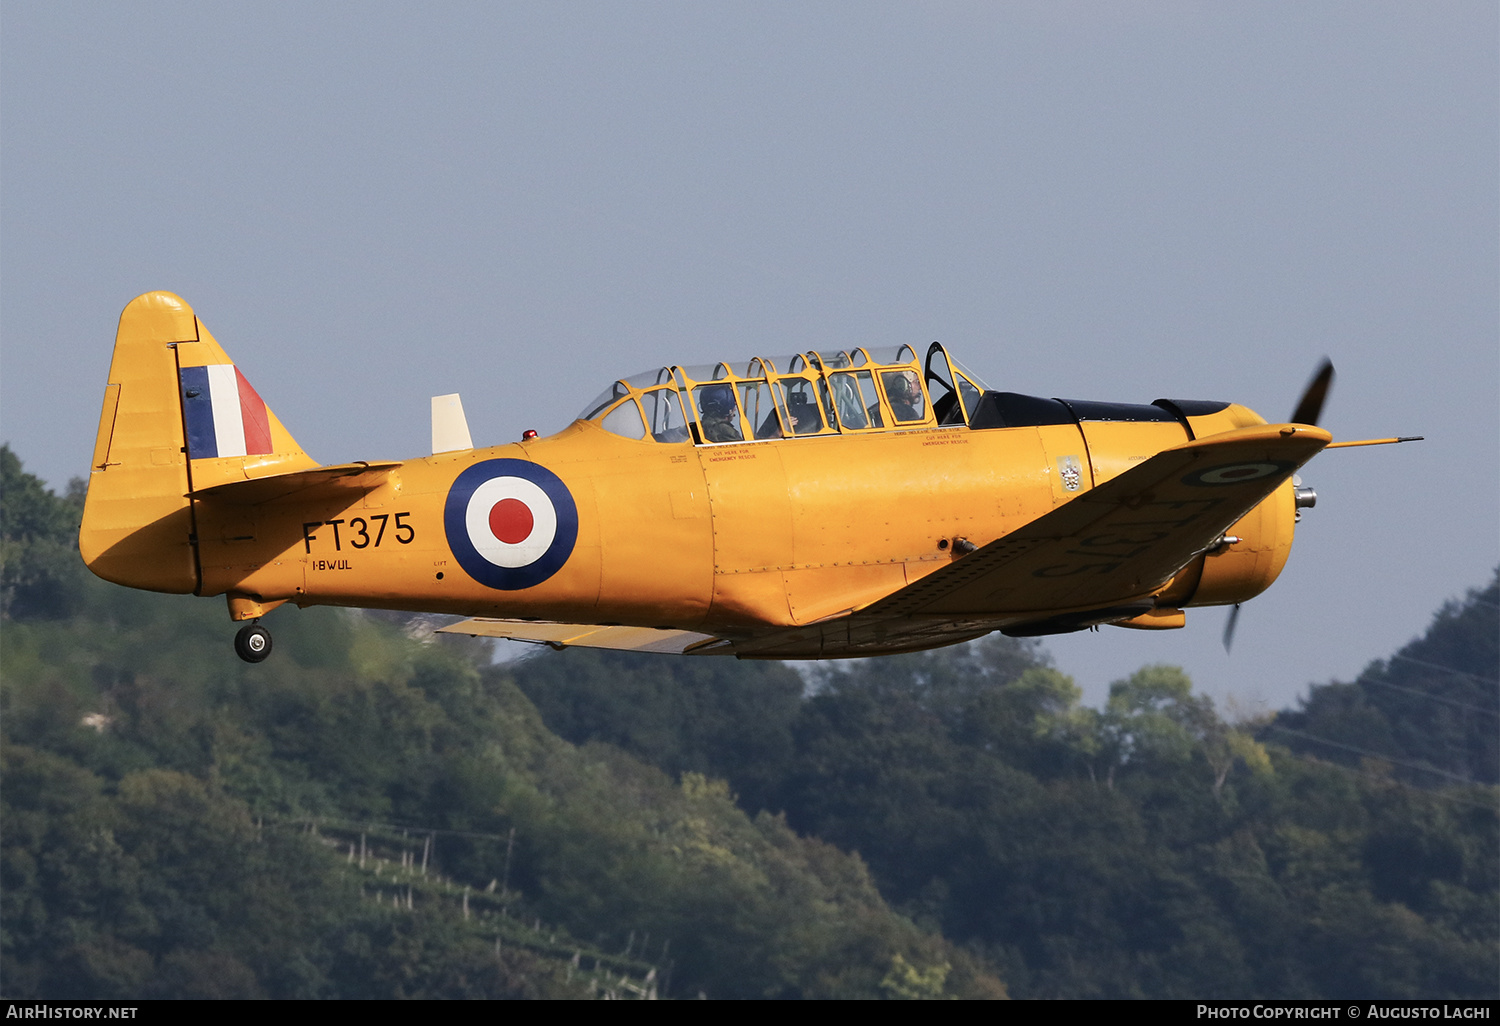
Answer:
(889, 371, 918, 402)
(700, 385, 736, 417)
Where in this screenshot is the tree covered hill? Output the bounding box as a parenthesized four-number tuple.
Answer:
(0, 447, 1001, 999)
(514, 582, 1499, 997)
(2, 444, 1494, 999)
(1271, 570, 1498, 787)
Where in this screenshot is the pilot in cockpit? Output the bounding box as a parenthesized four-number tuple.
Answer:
(881, 370, 924, 423)
(697, 384, 744, 443)
(785, 391, 822, 434)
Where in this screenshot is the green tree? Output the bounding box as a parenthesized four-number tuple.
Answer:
(511, 646, 804, 813)
(1274, 570, 1499, 785)
(0, 446, 86, 620)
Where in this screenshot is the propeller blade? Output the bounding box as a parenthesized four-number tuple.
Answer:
(1222, 603, 1242, 653)
(1291, 359, 1335, 426)
(1220, 362, 1326, 653)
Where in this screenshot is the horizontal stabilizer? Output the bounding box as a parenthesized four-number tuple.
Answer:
(437, 618, 730, 655)
(193, 461, 402, 506)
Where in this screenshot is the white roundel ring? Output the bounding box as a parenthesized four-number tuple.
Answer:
(464, 476, 557, 568)
(444, 459, 578, 590)
(1182, 460, 1295, 487)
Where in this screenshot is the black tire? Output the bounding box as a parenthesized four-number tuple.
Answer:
(234, 623, 273, 663)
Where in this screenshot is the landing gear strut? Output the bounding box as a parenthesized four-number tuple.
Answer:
(234, 622, 273, 663)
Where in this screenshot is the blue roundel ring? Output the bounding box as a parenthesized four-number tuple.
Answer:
(1181, 460, 1297, 488)
(444, 459, 579, 590)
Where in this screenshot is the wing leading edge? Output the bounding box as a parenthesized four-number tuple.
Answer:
(439, 423, 1328, 660)
(733, 422, 1331, 657)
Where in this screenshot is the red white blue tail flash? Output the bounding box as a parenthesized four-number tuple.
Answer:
(180, 364, 272, 459)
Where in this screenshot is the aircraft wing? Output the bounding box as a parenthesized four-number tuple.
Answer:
(733, 422, 1331, 657)
(437, 618, 732, 655)
(193, 461, 402, 505)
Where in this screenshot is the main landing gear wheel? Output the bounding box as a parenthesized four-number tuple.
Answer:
(234, 623, 273, 663)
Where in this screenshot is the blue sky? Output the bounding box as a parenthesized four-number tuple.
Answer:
(3, 2, 1494, 708)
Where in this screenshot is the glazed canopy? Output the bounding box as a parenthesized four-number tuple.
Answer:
(578, 343, 989, 445)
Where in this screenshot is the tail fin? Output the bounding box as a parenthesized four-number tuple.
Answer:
(79, 292, 316, 593)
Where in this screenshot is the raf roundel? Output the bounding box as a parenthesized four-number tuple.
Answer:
(1181, 460, 1296, 488)
(444, 459, 579, 590)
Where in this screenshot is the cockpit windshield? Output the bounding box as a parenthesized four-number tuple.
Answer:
(578, 344, 989, 445)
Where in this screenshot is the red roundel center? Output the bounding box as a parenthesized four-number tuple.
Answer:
(488, 498, 534, 544)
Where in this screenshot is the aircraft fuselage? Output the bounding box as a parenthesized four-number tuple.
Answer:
(194, 407, 1294, 637)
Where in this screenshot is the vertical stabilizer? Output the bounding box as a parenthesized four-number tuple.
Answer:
(79, 292, 316, 594)
(80, 293, 198, 591)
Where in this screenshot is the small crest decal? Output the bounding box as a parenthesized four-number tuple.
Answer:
(1057, 455, 1083, 492)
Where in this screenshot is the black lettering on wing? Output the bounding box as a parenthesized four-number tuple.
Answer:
(1063, 544, 1153, 561)
(1078, 529, 1172, 548)
(1032, 561, 1123, 579)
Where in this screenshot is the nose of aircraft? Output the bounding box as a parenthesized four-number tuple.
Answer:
(1225, 361, 1336, 653)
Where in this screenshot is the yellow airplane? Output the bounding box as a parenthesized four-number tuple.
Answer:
(79, 291, 1417, 663)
